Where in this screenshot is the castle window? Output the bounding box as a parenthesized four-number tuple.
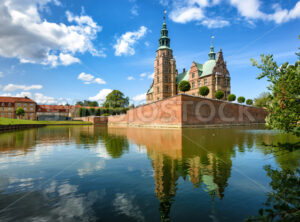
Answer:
(192, 72, 195, 78)
(197, 79, 201, 87)
(192, 81, 195, 89)
(217, 77, 221, 85)
(165, 85, 169, 92)
(164, 76, 168, 82)
(204, 79, 207, 85)
(157, 76, 159, 83)
(157, 87, 159, 93)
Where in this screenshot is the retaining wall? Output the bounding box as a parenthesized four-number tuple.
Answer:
(74, 116, 108, 125)
(108, 94, 268, 128)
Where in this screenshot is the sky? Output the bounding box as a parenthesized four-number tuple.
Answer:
(0, 0, 299, 105)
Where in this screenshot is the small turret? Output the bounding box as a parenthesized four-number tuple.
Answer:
(158, 10, 171, 50)
(208, 35, 216, 60)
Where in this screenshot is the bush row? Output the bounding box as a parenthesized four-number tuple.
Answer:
(79, 107, 129, 117)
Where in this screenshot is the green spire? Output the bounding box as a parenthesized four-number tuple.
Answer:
(208, 35, 216, 60)
(158, 10, 171, 50)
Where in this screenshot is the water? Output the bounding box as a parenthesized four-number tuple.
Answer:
(0, 126, 299, 222)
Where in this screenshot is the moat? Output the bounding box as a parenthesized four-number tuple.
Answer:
(0, 126, 299, 221)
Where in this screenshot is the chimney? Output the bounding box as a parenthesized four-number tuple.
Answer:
(183, 68, 186, 73)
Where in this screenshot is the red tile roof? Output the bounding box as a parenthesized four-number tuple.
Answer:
(37, 105, 71, 113)
(0, 96, 36, 104)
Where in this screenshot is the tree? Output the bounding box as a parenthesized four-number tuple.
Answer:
(103, 90, 129, 108)
(76, 100, 98, 107)
(15, 107, 25, 119)
(227, 94, 236, 102)
(246, 99, 253, 105)
(254, 92, 272, 108)
(214, 90, 224, 100)
(199, 86, 210, 97)
(178, 80, 191, 93)
(251, 52, 300, 136)
(237, 96, 245, 104)
(247, 166, 300, 222)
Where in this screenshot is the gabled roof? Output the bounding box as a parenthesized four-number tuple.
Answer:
(0, 96, 36, 103)
(146, 82, 153, 94)
(37, 105, 71, 113)
(176, 70, 189, 84)
(193, 62, 203, 70)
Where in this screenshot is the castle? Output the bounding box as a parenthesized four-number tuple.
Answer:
(146, 16, 231, 103)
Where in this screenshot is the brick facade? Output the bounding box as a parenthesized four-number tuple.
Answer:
(109, 94, 267, 128)
(0, 97, 37, 120)
(147, 20, 231, 103)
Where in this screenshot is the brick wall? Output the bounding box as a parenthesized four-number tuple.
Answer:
(108, 94, 267, 128)
(74, 116, 108, 124)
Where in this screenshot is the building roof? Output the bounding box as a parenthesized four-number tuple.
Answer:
(0, 96, 36, 103)
(202, 59, 216, 76)
(176, 70, 189, 84)
(37, 105, 71, 113)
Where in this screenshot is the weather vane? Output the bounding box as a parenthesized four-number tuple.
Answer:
(211, 35, 215, 46)
(163, 10, 167, 22)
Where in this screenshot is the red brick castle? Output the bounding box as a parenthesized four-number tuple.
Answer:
(146, 14, 231, 103)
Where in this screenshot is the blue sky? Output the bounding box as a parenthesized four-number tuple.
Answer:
(0, 0, 299, 105)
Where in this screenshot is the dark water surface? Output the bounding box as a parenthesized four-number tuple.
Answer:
(0, 126, 299, 222)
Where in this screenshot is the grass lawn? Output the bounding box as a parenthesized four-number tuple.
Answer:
(0, 117, 92, 125)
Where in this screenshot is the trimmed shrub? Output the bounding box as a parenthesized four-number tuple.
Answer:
(227, 94, 236, 102)
(178, 80, 191, 92)
(246, 99, 253, 105)
(214, 90, 224, 100)
(199, 86, 210, 97)
(237, 96, 245, 103)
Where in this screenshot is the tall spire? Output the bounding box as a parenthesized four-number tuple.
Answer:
(208, 35, 216, 60)
(158, 10, 171, 50)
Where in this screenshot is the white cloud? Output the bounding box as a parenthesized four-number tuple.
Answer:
(163, 0, 300, 26)
(170, 6, 204, 23)
(77, 72, 106, 85)
(139, 73, 147, 77)
(229, 0, 300, 24)
(131, 4, 139, 16)
(127, 76, 134, 80)
(0, 0, 104, 67)
(89, 89, 112, 103)
(94, 78, 106, 84)
(59, 53, 80, 66)
(201, 18, 230, 28)
(2, 84, 43, 92)
(132, 93, 146, 102)
(78, 72, 94, 82)
(113, 26, 147, 56)
(148, 72, 154, 79)
(0, 91, 70, 105)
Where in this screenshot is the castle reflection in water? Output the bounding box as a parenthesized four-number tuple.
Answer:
(0, 126, 298, 221)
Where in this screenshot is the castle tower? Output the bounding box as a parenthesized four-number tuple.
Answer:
(151, 11, 177, 102)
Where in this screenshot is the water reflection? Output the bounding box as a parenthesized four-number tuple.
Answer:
(0, 126, 299, 221)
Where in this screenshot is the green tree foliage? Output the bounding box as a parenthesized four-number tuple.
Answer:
(214, 90, 224, 100)
(246, 99, 253, 105)
(227, 94, 236, 102)
(178, 80, 191, 92)
(79, 107, 128, 117)
(76, 100, 98, 107)
(251, 53, 300, 136)
(15, 107, 25, 118)
(247, 165, 300, 222)
(237, 96, 245, 103)
(199, 86, 210, 97)
(254, 92, 272, 108)
(103, 90, 129, 108)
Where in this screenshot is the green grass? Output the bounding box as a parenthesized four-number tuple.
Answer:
(0, 117, 92, 125)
